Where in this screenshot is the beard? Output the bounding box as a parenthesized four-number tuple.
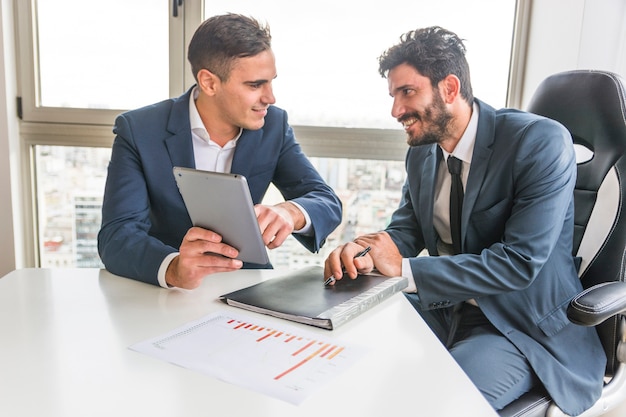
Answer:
(401, 92, 454, 147)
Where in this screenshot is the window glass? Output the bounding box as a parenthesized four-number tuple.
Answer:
(35, 146, 110, 267)
(35, 146, 404, 269)
(204, 0, 516, 128)
(35, 0, 169, 110)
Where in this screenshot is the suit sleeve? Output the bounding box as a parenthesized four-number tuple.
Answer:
(399, 118, 577, 308)
(270, 116, 343, 253)
(97, 114, 178, 285)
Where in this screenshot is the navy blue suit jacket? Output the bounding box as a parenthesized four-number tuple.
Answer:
(386, 100, 605, 415)
(98, 87, 342, 285)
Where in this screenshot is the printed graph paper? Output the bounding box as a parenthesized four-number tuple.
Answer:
(130, 310, 368, 404)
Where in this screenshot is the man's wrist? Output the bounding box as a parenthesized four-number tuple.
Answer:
(276, 201, 306, 231)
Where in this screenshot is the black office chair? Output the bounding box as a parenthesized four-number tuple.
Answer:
(498, 70, 626, 417)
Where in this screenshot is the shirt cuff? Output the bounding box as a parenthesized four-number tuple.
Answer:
(157, 252, 180, 289)
(401, 258, 418, 293)
(289, 201, 313, 235)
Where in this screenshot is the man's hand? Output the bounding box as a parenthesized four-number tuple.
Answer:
(324, 231, 403, 284)
(165, 227, 243, 289)
(324, 241, 374, 284)
(255, 202, 305, 249)
(354, 232, 403, 277)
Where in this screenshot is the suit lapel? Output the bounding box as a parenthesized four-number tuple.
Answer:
(420, 145, 440, 253)
(231, 129, 263, 177)
(462, 101, 495, 243)
(164, 87, 196, 169)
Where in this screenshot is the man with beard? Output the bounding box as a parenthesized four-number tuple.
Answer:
(323, 26, 604, 415)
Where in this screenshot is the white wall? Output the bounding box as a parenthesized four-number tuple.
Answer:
(521, 0, 626, 108)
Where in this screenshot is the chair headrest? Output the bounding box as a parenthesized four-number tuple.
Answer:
(527, 70, 626, 191)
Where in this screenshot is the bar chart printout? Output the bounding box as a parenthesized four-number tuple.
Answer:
(129, 310, 368, 404)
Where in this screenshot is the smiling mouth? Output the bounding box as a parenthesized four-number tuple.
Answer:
(400, 117, 419, 129)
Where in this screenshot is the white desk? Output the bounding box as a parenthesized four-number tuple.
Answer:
(0, 268, 497, 417)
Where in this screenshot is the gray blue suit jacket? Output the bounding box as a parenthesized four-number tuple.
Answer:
(386, 99, 605, 415)
(98, 87, 342, 285)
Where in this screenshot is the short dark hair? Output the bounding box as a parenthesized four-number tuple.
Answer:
(188, 13, 272, 82)
(378, 26, 474, 104)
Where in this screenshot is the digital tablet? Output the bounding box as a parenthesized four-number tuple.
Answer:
(173, 167, 270, 265)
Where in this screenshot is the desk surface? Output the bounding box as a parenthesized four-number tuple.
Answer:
(0, 268, 497, 417)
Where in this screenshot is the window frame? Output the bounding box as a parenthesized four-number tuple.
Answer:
(15, 0, 196, 125)
(15, 0, 530, 267)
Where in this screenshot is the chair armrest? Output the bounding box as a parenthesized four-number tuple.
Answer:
(567, 282, 626, 326)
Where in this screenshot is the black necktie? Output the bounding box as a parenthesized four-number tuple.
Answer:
(447, 156, 463, 254)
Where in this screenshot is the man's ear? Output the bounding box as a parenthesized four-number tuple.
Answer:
(197, 69, 220, 96)
(440, 74, 461, 104)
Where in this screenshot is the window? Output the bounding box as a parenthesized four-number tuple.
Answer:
(17, 0, 172, 125)
(205, 0, 516, 128)
(18, 1, 519, 268)
(35, 145, 110, 268)
(36, 0, 169, 111)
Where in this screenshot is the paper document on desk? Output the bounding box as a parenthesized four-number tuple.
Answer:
(129, 310, 368, 405)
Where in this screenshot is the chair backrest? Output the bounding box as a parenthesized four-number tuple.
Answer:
(526, 70, 626, 376)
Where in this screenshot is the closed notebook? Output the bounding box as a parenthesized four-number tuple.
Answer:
(219, 266, 408, 330)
